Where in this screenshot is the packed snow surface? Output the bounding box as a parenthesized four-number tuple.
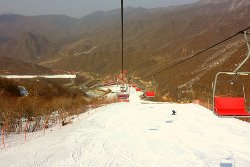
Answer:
(1, 86, 250, 167)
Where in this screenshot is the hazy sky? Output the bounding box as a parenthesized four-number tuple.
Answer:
(0, 0, 198, 18)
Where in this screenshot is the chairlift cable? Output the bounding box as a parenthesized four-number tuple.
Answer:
(144, 27, 250, 79)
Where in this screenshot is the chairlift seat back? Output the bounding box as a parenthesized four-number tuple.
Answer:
(117, 94, 129, 99)
(214, 96, 250, 116)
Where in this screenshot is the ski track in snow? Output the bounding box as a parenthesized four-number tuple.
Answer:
(1, 85, 250, 167)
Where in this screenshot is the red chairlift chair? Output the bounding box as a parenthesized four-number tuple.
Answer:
(132, 84, 137, 88)
(136, 87, 142, 91)
(116, 84, 130, 102)
(212, 72, 250, 118)
(144, 78, 157, 98)
(145, 91, 155, 98)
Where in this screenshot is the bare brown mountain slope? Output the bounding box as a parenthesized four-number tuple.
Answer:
(0, 32, 59, 61)
(0, 57, 52, 75)
(43, 1, 249, 70)
(0, 14, 78, 44)
(0, 11, 123, 45)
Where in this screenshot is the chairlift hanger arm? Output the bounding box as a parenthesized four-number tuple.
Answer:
(233, 31, 250, 73)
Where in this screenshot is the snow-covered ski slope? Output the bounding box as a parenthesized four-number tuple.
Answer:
(1, 86, 250, 167)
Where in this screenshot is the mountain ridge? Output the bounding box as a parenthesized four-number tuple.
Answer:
(0, 32, 59, 61)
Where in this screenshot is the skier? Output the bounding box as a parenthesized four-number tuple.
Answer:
(172, 110, 176, 115)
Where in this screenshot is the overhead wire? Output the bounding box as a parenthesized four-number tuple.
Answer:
(144, 27, 250, 79)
